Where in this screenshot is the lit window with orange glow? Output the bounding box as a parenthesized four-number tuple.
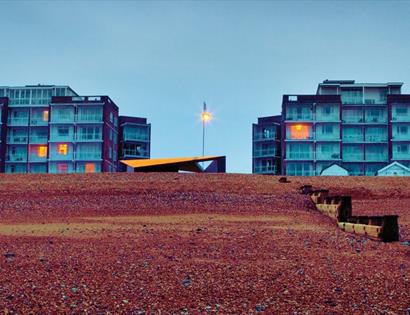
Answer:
(37, 146, 47, 158)
(290, 124, 311, 140)
(43, 110, 49, 122)
(58, 144, 68, 155)
(85, 163, 95, 173)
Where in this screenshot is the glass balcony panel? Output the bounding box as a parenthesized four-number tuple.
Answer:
(342, 109, 364, 123)
(392, 105, 410, 122)
(6, 153, 27, 162)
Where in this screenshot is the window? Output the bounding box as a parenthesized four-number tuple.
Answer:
(58, 144, 68, 155)
(396, 107, 408, 115)
(58, 126, 69, 137)
(322, 124, 333, 134)
(397, 144, 408, 153)
(397, 125, 408, 134)
(85, 163, 95, 173)
(110, 112, 114, 123)
(38, 146, 47, 158)
(289, 124, 311, 140)
(43, 110, 49, 122)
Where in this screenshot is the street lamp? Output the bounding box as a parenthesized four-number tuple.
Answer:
(201, 102, 213, 157)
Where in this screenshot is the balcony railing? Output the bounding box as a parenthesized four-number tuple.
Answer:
(7, 136, 28, 144)
(28, 155, 47, 162)
(316, 134, 340, 141)
(75, 152, 102, 160)
(366, 135, 387, 142)
(6, 154, 27, 162)
(392, 115, 410, 122)
(122, 151, 149, 158)
(342, 135, 363, 142)
(254, 165, 277, 174)
(29, 136, 48, 144)
(50, 115, 74, 123)
(286, 152, 313, 160)
(253, 133, 276, 141)
(316, 153, 340, 160)
(315, 115, 340, 122)
(30, 119, 48, 126)
(123, 134, 150, 142)
(392, 134, 410, 141)
(76, 115, 103, 123)
(365, 116, 387, 124)
(253, 149, 276, 157)
(392, 153, 410, 160)
(48, 154, 74, 161)
(365, 153, 387, 162)
(342, 153, 363, 161)
(7, 118, 29, 126)
(76, 134, 102, 142)
(285, 114, 313, 121)
(49, 134, 74, 142)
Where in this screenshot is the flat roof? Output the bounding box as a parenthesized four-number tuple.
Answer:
(121, 156, 224, 169)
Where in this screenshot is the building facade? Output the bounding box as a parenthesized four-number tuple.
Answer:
(0, 85, 150, 173)
(254, 80, 410, 176)
(252, 115, 281, 174)
(119, 116, 151, 160)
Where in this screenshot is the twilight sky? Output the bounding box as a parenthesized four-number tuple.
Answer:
(1, 1, 410, 173)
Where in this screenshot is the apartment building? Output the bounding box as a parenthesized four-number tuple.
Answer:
(252, 115, 281, 174)
(119, 116, 151, 160)
(0, 85, 150, 173)
(254, 79, 410, 176)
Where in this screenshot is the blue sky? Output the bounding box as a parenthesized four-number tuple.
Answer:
(1, 1, 410, 173)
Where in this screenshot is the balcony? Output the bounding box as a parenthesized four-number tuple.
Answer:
(123, 134, 150, 142)
(316, 153, 341, 160)
(392, 153, 410, 160)
(253, 133, 276, 141)
(30, 119, 48, 126)
(365, 153, 387, 162)
(49, 134, 75, 142)
(76, 134, 102, 142)
(29, 136, 48, 144)
(6, 153, 27, 162)
(365, 133, 387, 142)
(253, 149, 276, 157)
(7, 136, 28, 144)
(254, 165, 277, 174)
(392, 115, 410, 122)
(286, 152, 313, 160)
(29, 154, 47, 163)
(392, 134, 410, 141)
(342, 135, 363, 143)
(50, 115, 74, 124)
(122, 151, 149, 158)
(7, 118, 29, 126)
(342, 153, 363, 162)
(76, 115, 103, 123)
(75, 152, 102, 160)
(364, 116, 387, 124)
(285, 114, 313, 121)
